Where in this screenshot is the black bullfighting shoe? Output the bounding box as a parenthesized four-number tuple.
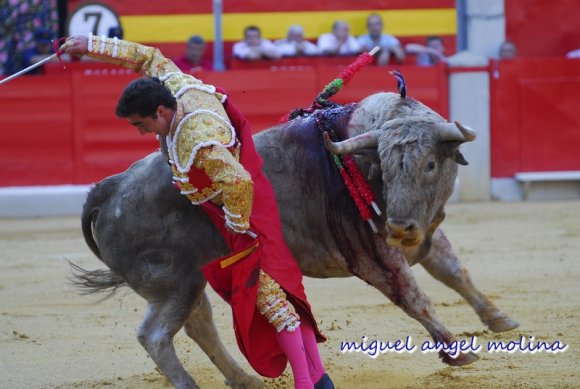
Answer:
(314, 373, 335, 389)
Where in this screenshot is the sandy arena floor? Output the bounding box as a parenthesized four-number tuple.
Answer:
(1, 200, 579, 388)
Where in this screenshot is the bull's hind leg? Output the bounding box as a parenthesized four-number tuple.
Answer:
(358, 241, 478, 366)
(419, 229, 519, 333)
(183, 291, 264, 389)
(138, 298, 200, 389)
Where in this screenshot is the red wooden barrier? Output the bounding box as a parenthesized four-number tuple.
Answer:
(0, 63, 447, 186)
(505, 0, 580, 57)
(70, 70, 148, 182)
(1, 75, 75, 185)
(199, 67, 319, 131)
(490, 57, 580, 177)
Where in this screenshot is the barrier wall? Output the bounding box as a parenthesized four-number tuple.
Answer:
(490, 57, 580, 178)
(0, 62, 448, 187)
(3, 57, 579, 196)
(505, 0, 580, 57)
(2, 75, 76, 185)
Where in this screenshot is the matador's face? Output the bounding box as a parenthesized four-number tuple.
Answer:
(126, 106, 173, 137)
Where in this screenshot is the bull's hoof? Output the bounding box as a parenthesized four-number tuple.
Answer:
(440, 351, 479, 366)
(226, 375, 264, 389)
(486, 316, 519, 333)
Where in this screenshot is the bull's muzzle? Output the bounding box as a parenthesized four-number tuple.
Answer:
(385, 218, 425, 247)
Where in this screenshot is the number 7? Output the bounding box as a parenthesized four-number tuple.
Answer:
(84, 12, 103, 35)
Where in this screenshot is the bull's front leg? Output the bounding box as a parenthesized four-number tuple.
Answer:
(419, 229, 519, 333)
(355, 237, 478, 366)
(183, 291, 264, 389)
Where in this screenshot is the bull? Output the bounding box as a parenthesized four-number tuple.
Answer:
(75, 92, 518, 389)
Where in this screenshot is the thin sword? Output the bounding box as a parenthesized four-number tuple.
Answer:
(0, 53, 58, 86)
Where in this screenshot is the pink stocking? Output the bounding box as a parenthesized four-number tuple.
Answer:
(300, 318, 326, 383)
(275, 328, 313, 389)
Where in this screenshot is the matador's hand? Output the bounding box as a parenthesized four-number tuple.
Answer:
(60, 35, 89, 58)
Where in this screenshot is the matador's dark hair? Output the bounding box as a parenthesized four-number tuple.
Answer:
(115, 77, 177, 118)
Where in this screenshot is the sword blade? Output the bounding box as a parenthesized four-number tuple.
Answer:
(0, 54, 58, 86)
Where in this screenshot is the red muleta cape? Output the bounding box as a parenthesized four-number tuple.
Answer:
(200, 91, 325, 378)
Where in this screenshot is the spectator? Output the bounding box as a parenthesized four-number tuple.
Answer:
(233, 26, 281, 60)
(21, 28, 65, 75)
(406, 36, 447, 66)
(317, 20, 361, 56)
(0, 0, 59, 76)
(173, 35, 212, 72)
(357, 13, 405, 65)
(498, 40, 517, 60)
(275, 25, 320, 57)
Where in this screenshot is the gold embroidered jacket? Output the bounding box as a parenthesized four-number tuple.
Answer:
(87, 34, 253, 232)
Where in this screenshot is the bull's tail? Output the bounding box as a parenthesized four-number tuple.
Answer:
(71, 183, 127, 296)
(81, 197, 102, 260)
(68, 261, 126, 296)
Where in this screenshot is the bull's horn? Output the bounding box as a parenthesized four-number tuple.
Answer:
(323, 130, 380, 155)
(435, 121, 477, 142)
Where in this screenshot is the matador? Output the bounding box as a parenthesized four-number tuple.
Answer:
(60, 33, 334, 389)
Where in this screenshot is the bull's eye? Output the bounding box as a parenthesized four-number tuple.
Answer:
(426, 161, 436, 172)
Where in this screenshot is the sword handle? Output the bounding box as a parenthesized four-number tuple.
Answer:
(245, 230, 258, 239)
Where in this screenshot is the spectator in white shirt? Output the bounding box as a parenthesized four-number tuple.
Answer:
(275, 25, 320, 57)
(358, 13, 405, 66)
(317, 20, 361, 56)
(233, 26, 281, 60)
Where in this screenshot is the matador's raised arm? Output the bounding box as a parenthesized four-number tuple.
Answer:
(63, 34, 254, 233)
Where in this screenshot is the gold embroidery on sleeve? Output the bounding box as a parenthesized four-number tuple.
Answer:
(196, 147, 253, 232)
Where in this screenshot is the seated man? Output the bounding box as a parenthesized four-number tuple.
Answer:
(173, 35, 212, 72)
(275, 25, 320, 57)
(233, 25, 281, 60)
(406, 36, 447, 66)
(357, 13, 405, 66)
(317, 20, 361, 56)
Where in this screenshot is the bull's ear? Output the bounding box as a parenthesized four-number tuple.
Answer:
(454, 150, 469, 166)
(368, 162, 381, 181)
(440, 141, 469, 165)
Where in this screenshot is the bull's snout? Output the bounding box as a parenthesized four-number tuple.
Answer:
(386, 218, 425, 247)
